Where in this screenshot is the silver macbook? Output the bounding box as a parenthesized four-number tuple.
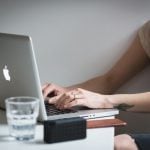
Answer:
(0, 33, 118, 121)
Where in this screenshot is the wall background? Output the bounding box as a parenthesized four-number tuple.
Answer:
(0, 0, 150, 134)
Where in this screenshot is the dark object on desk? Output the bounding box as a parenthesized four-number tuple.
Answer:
(44, 117, 86, 143)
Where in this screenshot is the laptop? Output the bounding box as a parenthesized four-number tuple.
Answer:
(0, 32, 119, 121)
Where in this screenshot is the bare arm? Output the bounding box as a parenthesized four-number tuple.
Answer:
(48, 88, 150, 112)
(107, 92, 150, 112)
(43, 31, 150, 112)
(68, 34, 150, 94)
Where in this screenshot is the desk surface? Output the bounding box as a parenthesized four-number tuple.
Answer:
(0, 110, 114, 150)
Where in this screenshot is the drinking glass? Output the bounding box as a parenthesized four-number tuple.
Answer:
(5, 96, 39, 141)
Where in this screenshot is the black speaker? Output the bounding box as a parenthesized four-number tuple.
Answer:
(44, 117, 86, 143)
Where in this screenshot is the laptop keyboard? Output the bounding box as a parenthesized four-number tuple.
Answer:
(45, 102, 77, 116)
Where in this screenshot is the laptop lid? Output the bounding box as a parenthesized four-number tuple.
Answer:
(0, 33, 47, 121)
(0, 33, 118, 121)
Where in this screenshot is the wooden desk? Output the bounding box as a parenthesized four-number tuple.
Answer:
(0, 109, 121, 150)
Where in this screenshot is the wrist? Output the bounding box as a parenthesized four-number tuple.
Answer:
(106, 94, 134, 111)
(105, 95, 117, 108)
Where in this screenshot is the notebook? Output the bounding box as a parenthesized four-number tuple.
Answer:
(0, 32, 118, 121)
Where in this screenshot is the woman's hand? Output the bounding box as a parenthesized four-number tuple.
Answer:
(48, 88, 114, 109)
(42, 83, 68, 99)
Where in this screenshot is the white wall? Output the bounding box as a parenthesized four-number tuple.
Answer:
(0, 0, 150, 134)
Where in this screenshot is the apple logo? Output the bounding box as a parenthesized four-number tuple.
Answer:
(3, 65, 11, 81)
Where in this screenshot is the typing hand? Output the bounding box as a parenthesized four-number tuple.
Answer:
(42, 83, 67, 100)
(48, 88, 114, 110)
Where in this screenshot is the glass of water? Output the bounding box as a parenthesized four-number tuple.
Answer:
(5, 96, 39, 141)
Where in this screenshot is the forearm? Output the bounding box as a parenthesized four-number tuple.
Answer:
(67, 35, 150, 94)
(107, 92, 150, 112)
(66, 73, 118, 94)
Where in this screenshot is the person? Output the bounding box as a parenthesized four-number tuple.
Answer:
(42, 20, 150, 150)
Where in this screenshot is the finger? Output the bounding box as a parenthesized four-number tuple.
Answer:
(64, 98, 85, 108)
(43, 84, 55, 98)
(58, 92, 84, 109)
(48, 94, 62, 104)
(42, 83, 50, 96)
(68, 92, 75, 100)
(48, 97, 57, 104)
(70, 90, 84, 99)
(66, 90, 81, 99)
(74, 94, 84, 99)
(42, 83, 49, 90)
(55, 93, 70, 109)
(71, 88, 83, 96)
